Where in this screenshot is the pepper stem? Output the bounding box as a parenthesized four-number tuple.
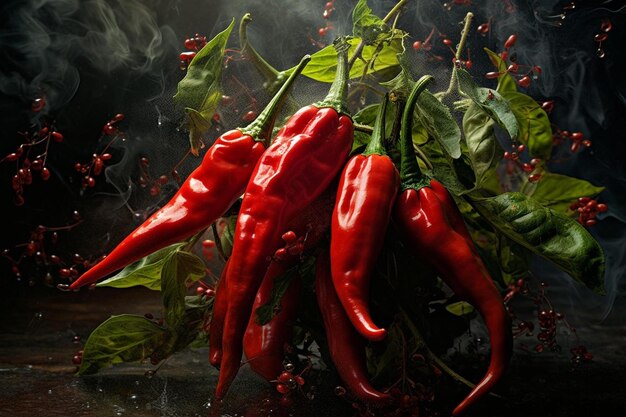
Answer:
(239, 13, 279, 88)
(239, 54, 310, 146)
(399, 75, 435, 191)
(363, 93, 389, 156)
(315, 38, 350, 115)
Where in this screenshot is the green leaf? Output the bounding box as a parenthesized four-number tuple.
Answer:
(96, 243, 186, 290)
(462, 102, 500, 188)
(415, 90, 461, 159)
(456, 68, 519, 141)
(161, 249, 206, 329)
(525, 173, 605, 213)
(472, 192, 606, 294)
(445, 301, 475, 316)
(173, 18, 235, 155)
(255, 266, 298, 325)
(290, 36, 403, 82)
(500, 91, 553, 159)
(352, 0, 388, 44)
(219, 214, 238, 258)
(78, 314, 167, 375)
(497, 234, 532, 285)
(483, 48, 517, 93)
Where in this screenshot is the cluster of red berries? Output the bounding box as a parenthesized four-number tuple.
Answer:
(273, 230, 306, 261)
(317, 1, 335, 38)
(552, 127, 592, 153)
(485, 34, 542, 88)
(73, 114, 124, 191)
(412, 27, 462, 65)
(594, 18, 612, 59)
(502, 143, 544, 183)
(2, 123, 63, 205)
(136, 156, 182, 198)
(569, 197, 607, 228)
(179, 33, 207, 70)
(2, 211, 102, 288)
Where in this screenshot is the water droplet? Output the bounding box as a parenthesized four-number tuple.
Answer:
(34, 311, 43, 320)
(597, 48, 605, 58)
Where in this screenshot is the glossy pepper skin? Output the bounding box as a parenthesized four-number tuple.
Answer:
(243, 261, 302, 381)
(215, 40, 353, 400)
(315, 249, 392, 407)
(210, 184, 336, 371)
(393, 76, 512, 417)
(68, 55, 311, 290)
(242, 184, 336, 380)
(330, 93, 399, 342)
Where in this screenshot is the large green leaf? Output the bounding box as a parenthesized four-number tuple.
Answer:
(352, 0, 388, 44)
(500, 91, 553, 159)
(415, 90, 461, 159)
(78, 314, 167, 375)
(456, 68, 519, 141)
(462, 102, 500, 188)
(173, 19, 235, 155)
(472, 192, 605, 294)
(525, 173, 605, 213)
(97, 243, 186, 290)
(289, 36, 403, 82)
(161, 249, 206, 329)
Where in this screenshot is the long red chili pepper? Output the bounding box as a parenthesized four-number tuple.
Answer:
(315, 248, 392, 406)
(243, 261, 302, 381)
(215, 39, 354, 400)
(68, 55, 311, 290)
(330, 93, 399, 342)
(210, 184, 336, 371)
(392, 76, 512, 417)
(242, 183, 336, 380)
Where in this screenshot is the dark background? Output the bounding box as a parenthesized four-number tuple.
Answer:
(1, 0, 625, 416)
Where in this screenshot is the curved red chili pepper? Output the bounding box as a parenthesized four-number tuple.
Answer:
(68, 55, 311, 290)
(392, 76, 512, 417)
(243, 261, 302, 381)
(210, 184, 336, 371)
(330, 93, 399, 342)
(215, 40, 354, 400)
(315, 248, 392, 406)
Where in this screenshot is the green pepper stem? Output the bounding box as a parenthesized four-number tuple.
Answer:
(363, 93, 389, 156)
(240, 54, 310, 146)
(239, 13, 279, 85)
(399, 75, 435, 190)
(315, 38, 350, 115)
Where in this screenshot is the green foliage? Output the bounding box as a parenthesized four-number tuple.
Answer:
(352, 0, 389, 44)
(471, 192, 606, 294)
(78, 315, 167, 375)
(173, 19, 235, 155)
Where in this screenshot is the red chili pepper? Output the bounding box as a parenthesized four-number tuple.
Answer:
(210, 184, 336, 371)
(215, 40, 354, 400)
(315, 248, 392, 406)
(243, 261, 302, 381)
(330, 93, 399, 342)
(68, 55, 311, 290)
(392, 76, 512, 417)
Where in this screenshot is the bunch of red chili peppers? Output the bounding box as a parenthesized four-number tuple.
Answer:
(69, 39, 512, 416)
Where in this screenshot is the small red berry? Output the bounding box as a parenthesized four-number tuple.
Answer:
(518, 76, 532, 88)
(504, 34, 517, 49)
(412, 41, 422, 51)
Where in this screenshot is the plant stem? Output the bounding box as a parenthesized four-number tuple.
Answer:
(442, 12, 474, 98)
